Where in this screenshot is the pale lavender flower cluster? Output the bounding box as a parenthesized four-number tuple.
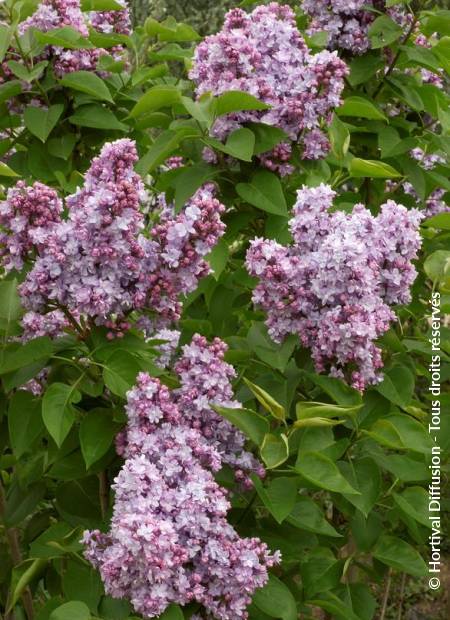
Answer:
(302, 0, 386, 55)
(83, 366, 277, 619)
(0, 181, 62, 272)
(189, 3, 348, 171)
(4, 139, 225, 331)
(246, 184, 423, 390)
(17, 0, 130, 76)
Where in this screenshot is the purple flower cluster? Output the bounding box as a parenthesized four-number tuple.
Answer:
(2, 139, 225, 330)
(302, 0, 386, 55)
(83, 362, 277, 619)
(189, 3, 348, 169)
(16, 0, 130, 76)
(246, 184, 423, 390)
(174, 334, 265, 485)
(0, 181, 62, 272)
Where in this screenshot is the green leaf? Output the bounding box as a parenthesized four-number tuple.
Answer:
(130, 85, 181, 117)
(47, 134, 77, 160)
(62, 560, 103, 613)
(373, 535, 427, 577)
(376, 366, 414, 408)
(236, 171, 287, 216)
(308, 592, 360, 620)
(69, 104, 128, 131)
(253, 574, 297, 620)
(424, 212, 450, 229)
(79, 409, 118, 469)
(349, 158, 402, 178)
(81, 0, 124, 9)
(173, 164, 217, 212)
(214, 406, 269, 445)
(102, 350, 141, 398)
(24, 104, 64, 143)
(295, 451, 360, 495)
(303, 372, 362, 406)
(60, 71, 113, 103)
(207, 238, 229, 280)
(0, 161, 19, 177)
(42, 382, 81, 447)
(301, 552, 342, 599)
(50, 601, 91, 620)
(0, 24, 12, 63)
(5, 482, 46, 527)
(0, 81, 22, 105)
(212, 90, 270, 117)
(136, 129, 192, 175)
(329, 114, 350, 160)
(369, 15, 403, 49)
(211, 127, 255, 161)
(340, 458, 381, 517)
(287, 496, 341, 537)
(8, 391, 44, 458)
(424, 250, 450, 285)
(0, 279, 22, 331)
(145, 17, 200, 42)
(393, 486, 431, 527)
(296, 401, 362, 421)
(243, 378, 285, 420)
(249, 122, 288, 155)
(338, 96, 387, 121)
(0, 337, 53, 375)
(7, 59, 48, 82)
(34, 27, 93, 49)
(252, 476, 298, 524)
(260, 433, 289, 469)
(7, 559, 47, 612)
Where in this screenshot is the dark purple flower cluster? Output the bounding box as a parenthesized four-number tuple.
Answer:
(83, 351, 278, 620)
(0, 181, 62, 272)
(189, 3, 348, 170)
(1, 139, 226, 331)
(246, 184, 423, 390)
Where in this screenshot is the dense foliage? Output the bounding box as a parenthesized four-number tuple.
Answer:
(0, 1, 449, 620)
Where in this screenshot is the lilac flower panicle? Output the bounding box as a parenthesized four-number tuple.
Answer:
(246, 184, 423, 390)
(190, 3, 347, 169)
(9, 139, 225, 337)
(0, 181, 62, 272)
(16, 140, 226, 328)
(84, 364, 278, 620)
(19, 139, 148, 319)
(144, 184, 226, 324)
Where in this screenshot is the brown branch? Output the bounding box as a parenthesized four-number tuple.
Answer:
(380, 568, 393, 620)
